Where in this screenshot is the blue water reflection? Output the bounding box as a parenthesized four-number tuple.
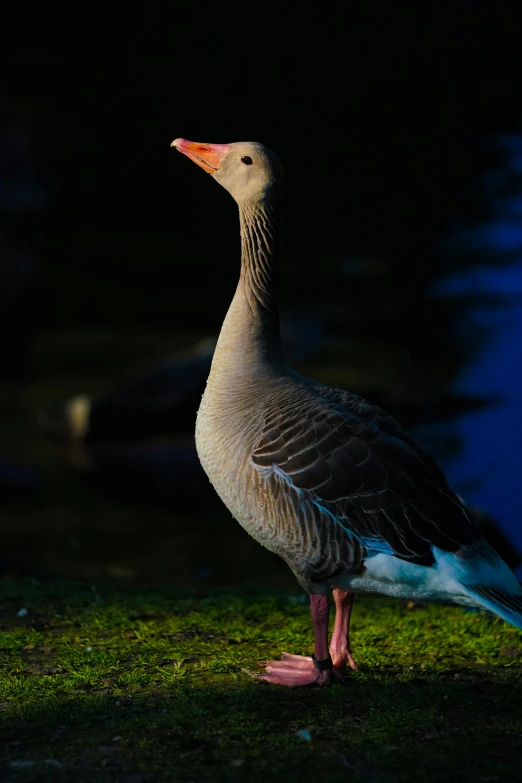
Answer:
(431, 137, 522, 574)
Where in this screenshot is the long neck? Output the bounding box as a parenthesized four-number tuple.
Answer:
(209, 198, 289, 383)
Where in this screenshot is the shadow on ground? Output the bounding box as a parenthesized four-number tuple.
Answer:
(1, 580, 521, 783)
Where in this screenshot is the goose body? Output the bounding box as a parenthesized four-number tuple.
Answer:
(197, 368, 514, 606)
(173, 138, 522, 686)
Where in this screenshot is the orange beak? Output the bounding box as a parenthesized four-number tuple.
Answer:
(171, 138, 232, 174)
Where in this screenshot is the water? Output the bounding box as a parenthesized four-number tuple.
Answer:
(430, 137, 522, 574)
(432, 265, 522, 575)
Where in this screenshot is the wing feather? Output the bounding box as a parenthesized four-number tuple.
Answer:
(252, 383, 477, 568)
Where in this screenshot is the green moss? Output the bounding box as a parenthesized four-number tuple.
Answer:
(1, 326, 520, 781)
(1, 579, 521, 782)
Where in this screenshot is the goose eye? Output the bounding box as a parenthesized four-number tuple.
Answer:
(241, 155, 253, 165)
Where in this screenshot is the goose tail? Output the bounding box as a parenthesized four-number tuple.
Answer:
(462, 584, 522, 630)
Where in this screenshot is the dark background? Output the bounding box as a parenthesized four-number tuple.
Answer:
(1, 6, 522, 585)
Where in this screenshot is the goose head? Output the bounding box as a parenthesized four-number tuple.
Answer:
(171, 139, 284, 209)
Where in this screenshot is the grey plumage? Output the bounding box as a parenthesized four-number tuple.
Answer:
(172, 137, 522, 686)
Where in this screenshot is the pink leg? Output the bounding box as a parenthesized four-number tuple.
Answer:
(254, 594, 334, 687)
(329, 589, 357, 672)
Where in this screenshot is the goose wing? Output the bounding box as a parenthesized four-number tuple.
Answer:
(252, 386, 477, 575)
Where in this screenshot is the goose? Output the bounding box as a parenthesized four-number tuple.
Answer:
(39, 317, 324, 446)
(38, 338, 217, 444)
(171, 138, 522, 686)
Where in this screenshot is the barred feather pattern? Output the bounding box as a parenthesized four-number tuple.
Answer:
(250, 378, 480, 575)
(240, 204, 282, 317)
(196, 194, 480, 593)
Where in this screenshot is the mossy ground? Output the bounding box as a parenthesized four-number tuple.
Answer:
(2, 328, 521, 781)
(1, 578, 521, 783)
